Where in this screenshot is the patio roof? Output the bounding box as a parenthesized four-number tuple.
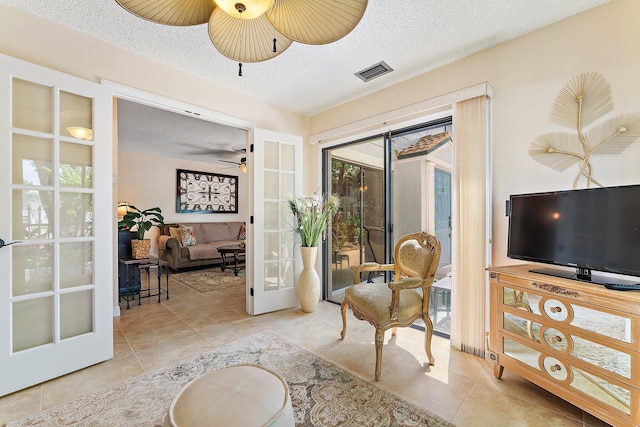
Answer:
(397, 131, 452, 159)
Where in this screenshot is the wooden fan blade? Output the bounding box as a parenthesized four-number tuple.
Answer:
(115, 0, 214, 26)
(267, 0, 368, 45)
(219, 159, 241, 165)
(182, 142, 239, 155)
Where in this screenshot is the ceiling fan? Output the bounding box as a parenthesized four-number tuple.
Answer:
(182, 143, 246, 156)
(220, 157, 247, 173)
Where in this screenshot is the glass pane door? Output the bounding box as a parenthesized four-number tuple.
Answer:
(250, 129, 303, 314)
(390, 123, 453, 337)
(325, 137, 385, 303)
(12, 77, 96, 347)
(0, 54, 113, 397)
(323, 120, 454, 338)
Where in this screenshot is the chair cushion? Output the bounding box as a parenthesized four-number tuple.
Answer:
(345, 282, 423, 326)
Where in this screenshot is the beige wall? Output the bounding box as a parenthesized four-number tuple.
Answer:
(310, 0, 640, 266)
(0, 4, 309, 137)
(3, 0, 639, 271)
(118, 151, 247, 257)
(118, 151, 248, 224)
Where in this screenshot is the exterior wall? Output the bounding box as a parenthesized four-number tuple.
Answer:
(310, 0, 640, 266)
(393, 160, 423, 240)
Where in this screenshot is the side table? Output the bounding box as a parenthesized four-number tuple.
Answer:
(118, 257, 170, 309)
(139, 258, 170, 302)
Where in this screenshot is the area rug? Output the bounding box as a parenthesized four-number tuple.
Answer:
(171, 267, 245, 293)
(7, 331, 454, 427)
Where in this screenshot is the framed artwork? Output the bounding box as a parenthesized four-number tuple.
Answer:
(176, 169, 238, 213)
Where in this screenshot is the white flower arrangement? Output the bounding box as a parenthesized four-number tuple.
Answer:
(288, 193, 339, 247)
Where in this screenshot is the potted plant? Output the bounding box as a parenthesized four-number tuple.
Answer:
(117, 205, 164, 259)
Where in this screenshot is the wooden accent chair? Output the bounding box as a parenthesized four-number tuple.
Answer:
(340, 232, 441, 381)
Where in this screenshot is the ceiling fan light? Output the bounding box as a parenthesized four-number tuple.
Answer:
(215, 0, 274, 19)
(67, 126, 93, 140)
(116, 0, 368, 67)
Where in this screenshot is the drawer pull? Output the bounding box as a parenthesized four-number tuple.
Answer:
(549, 364, 562, 373)
(550, 306, 563, 313)
(551, 335, 563, 344)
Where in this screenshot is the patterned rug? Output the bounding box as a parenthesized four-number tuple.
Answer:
(7, 331, 454, 427)
(171, 268, 245, 293)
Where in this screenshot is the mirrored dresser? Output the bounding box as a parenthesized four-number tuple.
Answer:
(488, 264, 640, 427)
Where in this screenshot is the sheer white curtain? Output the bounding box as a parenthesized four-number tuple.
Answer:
(450, 95, 491, 357)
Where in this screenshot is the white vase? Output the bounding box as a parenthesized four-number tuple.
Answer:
(297, 246, 320, 313)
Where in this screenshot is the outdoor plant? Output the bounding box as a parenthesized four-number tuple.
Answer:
(117, 205, 164, 240)
(288, 193, 339, 247)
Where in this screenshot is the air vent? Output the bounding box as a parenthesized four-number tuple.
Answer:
(355, 61, 393, 82)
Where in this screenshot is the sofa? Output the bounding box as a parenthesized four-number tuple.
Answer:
(158, 222, 245, 271)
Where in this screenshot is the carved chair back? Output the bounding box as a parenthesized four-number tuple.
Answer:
(393, 232, 441, 311)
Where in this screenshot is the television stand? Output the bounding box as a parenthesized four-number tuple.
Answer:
(529, 266, 639, 287)
(529, 267, 575, 279)
(488, 264, 640, 427)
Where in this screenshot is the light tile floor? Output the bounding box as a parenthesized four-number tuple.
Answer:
(0, 272, 612, 426)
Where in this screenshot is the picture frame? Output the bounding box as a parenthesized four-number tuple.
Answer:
(176, 169, 238, 213)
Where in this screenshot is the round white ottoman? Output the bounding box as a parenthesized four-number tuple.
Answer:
(169, 364, 294, 427)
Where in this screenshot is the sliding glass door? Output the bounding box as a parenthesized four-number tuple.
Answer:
(323, 119, 453, 337)
(324, 136, 386, 302)
(389, 122, 453, 337)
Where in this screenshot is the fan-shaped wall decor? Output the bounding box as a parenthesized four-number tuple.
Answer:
(528, 72, 640, 189)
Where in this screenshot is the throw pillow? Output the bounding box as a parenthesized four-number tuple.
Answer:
(169, 227, 182, 243)
(238, 223, 246, 240)
(180, 225, 197, 247)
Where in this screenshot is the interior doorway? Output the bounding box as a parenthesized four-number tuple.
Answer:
(107, 82, 253, 316)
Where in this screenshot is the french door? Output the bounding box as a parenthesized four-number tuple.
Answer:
(248, 129, 303, 315)
(0, 54, 113, 396)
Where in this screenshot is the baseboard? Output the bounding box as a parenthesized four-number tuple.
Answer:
(113, 305, 121, 317)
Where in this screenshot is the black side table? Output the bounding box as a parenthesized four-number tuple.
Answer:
(118, 257, 170, 309)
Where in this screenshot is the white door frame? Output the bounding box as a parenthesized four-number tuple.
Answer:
(102, 81, 256, 314)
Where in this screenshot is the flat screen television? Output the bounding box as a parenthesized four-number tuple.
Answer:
(507, 184, 640, 284)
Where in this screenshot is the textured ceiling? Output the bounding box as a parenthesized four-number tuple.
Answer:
(116, 99, 248, 164)
(2, 0, 608, 117)
(3, 0, 608, 162)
